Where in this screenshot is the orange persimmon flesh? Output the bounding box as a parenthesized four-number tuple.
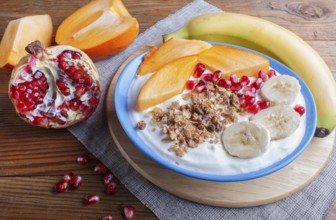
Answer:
(138, 56, 198, 111)
(55, 0, 139, 60)
(0, 15, 53, 70)
(137, 38, 212, 75)
(198, 45, 270, 78)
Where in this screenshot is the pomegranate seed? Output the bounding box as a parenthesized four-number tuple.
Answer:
(77, 154, 91, 164)
(69, 99, 82, 111)
(246, 103, 260, 114)
(33, 71, 43, 80)
(55, 180, 68, 193)
(123, 205, 135, 219)
(240, 75, 250, 86)
(102, 215, 113, 220)
(230, 74, 240, 84)
(103, 173, 113, 184)
(66, 66, 76, 77)
(251, 78, 263, 89)
(27, 103, 36, 111)
(239, 97, 247, 108)
(217, 79, 231, 89)
(94, 163, 108, 175)
(294, 105, 305, 116)
(212, 70, 222, 83)
(40, 83, 49, 90)
(69, 175, 82, 190)
(245, 96, 256, 105)
(257, 100, 270, 110)
(231, 83, 242, 92)
(75, 85, 86, 97)
(243, 85, 256, 94)
(193, 63, 206, 78)
(61, 110, 68, 118)
(194, 81, 206, 93)
(58, 61, 69, 70)
(56, 80, 67, 89)
(185, 80, 195, 90)
(106, 182, 117, 195)
(57, 54, 66, 62)
(62, 50, 72, 59)
(61, 88, 70, 96)
(201, 73, 213, 82)
(32, 116, 45, 125)
(258, 70, 269, 82)
(17, 84, 26, 92)
(72, 70, 83, 80)
(84, 75, 93, 86)
(72, 51, 82, 59)
(88, 97, 99, 106)
(63, 172, 75, 182)
(267, 69, 276, 78)
(83, 194, 100, 205)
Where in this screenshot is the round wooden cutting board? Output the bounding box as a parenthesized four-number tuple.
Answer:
(106, 44, 335, 208)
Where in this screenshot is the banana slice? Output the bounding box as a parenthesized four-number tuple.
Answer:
(222, 121, 270, 159)
(251, 105, 300, 140)
(260, 75, 301, 105)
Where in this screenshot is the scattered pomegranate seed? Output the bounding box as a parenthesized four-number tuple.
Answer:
(63, 172, 75, 182)
(251, 78, 263, 89)
(102, 215, 113, 220)
(83, 194, 100, 205)
(194, 81, 206, 93)
(230, 74, 240, 84)
(212, 70, 222, 83)
(267, 69, 276, 78)
(193, 63, 206, 78)
(55, 180, 68, 193)
(123, 205, 135, 219)
(240, 75, 250, 86)
(94, 163, 108, 175)
(185, 80, 195, 90)
(258, 70, 269, 82)
(201, 73, 213, 82)
(106, 182, 117, 195)
(103, 173, 113, 184)
(257, 100, 270, 110)
(245, 104, 260, 114)
(69, 175, 82, 190)
(77, 154, 91, 165)
(217, 79, 231, 89)
(230, 83, 242, 92)
(242, 85, 256, 94)
(294, 105, 305, 116)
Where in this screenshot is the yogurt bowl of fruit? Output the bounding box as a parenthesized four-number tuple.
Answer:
(114, 39, 316, 182)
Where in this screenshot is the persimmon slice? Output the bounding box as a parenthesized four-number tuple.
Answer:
(0, 15, 53, 70)
(138, 56, 198, 111)
(199, 45, 270, 78)
(137, 38, 212, 75)
(55, 0, 139, 60)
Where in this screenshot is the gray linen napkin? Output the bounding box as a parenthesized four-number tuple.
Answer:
(68, 0, 336, 219)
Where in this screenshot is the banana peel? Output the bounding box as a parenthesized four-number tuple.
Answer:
(163, 12, 336, 137)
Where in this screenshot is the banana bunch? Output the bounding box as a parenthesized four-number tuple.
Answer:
(163, 12, 336, 137)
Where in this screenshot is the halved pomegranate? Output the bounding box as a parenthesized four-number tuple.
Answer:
(8, 41, 101, 128)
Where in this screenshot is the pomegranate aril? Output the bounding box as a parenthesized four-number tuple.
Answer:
(58, 61, 69, 70)
(88, 97, 99, 106)
(55, 180, 68, 193)
(83, 194, 100, 205)
(294, 105, 305, 116)
(27, 103, 36, 111)
(94, 163, 108, 175)
(193, 63, 206, 78)
(75, 85, 86, 97)
(84, 75, 93, 86)
(201, 73, 213, 82)
(194, 81, 206, 93)
(258, 70, 269, 82)
(40, 83, 49, 90)
(103, 173, 113, 184)
(57, 54, 66, 62)
(257, 100, 270, 110)
(230, 74, 240, 84)
(231, 83, 242, 92)
(72, 70, 83, 80)
(69, 175, 82, 190)
(212, 70, 222, 83)
(32, 116, 45, 125)
(33, 71, 43, 80)
(185, 80, 195, 90)
(123, 205, 135, 219)
(61, 88, 70, 96)
(17, 84, 26, 92)
(251, 78, 263, 89)
(246, 103, 260, 114)
(56, 80, 67, 89)
(72, 51, 82, 59)
(69, 99, 82, 111)
(106, 182, 117, 195)
(217, 79, 231, 89)
(102, 215, 113, 220)
(240, 75, 250, 86)
(267, 69, 276, 78)
(63, 172, 75, 182)
(62, 50, 72, 59)
(77, 154, 90, 165)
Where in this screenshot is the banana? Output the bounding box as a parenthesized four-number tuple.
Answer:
(163, 12, 336, 137)
(260, 75, 301, 106)
(251, 105, 300, 140)
(222, 121, 270, 159)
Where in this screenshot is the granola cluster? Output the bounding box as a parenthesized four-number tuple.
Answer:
(144, 83, 243, 157)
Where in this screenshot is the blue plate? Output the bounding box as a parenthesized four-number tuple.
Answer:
(114, 42, 317, 182)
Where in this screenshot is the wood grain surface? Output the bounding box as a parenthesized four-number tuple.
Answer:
(0, 0, 335, 219)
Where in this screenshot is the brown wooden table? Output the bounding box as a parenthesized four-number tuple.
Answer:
(0, 0, 335, 219)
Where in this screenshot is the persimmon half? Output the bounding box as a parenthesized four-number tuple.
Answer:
(0, 15, 53, 70)
(55, 0, 139, 60)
